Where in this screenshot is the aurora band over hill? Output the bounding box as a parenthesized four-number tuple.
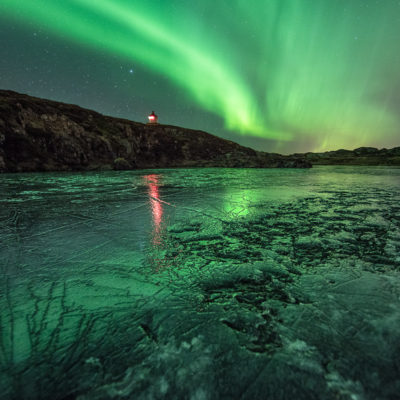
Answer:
(1, 0, 399, 152)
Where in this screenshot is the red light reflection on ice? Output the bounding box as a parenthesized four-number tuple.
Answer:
(143, 174, 163, 245)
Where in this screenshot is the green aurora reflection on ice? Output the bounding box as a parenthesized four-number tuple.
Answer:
(1, 0, 400, 152)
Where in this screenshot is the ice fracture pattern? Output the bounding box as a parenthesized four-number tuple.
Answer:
(0, 166, 400, 399)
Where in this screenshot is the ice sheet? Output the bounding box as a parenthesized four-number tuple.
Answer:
(0, 166, 399, 399)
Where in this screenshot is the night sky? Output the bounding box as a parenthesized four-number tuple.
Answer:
(1, 1, 399, 154)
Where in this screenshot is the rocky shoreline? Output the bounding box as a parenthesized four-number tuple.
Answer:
(292, 146, 400, 166)
(0, 90, 310, 173)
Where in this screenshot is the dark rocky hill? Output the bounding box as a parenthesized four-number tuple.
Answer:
(292, 146, 400, 166)
(0, 90, 310, 173)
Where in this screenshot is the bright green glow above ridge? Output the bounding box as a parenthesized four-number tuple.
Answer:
(1, 0, 400, 151)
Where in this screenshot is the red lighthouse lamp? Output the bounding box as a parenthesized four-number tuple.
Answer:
(147, 111, 158, 125)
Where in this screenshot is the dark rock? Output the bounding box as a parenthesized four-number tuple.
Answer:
(0, 90, 311, 172)
(387, 146, 400, 156)
(0, 155, 5, 172)
(299, 145, 400, 166)
(113, 157, 132, 170)
(353, 147, 379, 155)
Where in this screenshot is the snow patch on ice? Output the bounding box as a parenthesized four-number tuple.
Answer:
(326, 371, 365, 400)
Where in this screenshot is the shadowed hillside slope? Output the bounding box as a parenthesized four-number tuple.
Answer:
(0, 90, 310, 172)
(292, 147, 400, 166)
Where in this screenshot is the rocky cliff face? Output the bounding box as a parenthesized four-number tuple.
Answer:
(292, 147, 400, 166)
(0, 90, 310, 173)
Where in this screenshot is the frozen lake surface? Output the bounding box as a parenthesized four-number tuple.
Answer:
(1, 166, 400, 400)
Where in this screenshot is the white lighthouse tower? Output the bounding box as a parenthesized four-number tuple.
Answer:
(147, 111, 158, 125)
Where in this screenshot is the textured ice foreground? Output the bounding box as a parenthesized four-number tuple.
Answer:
(1, 166, 399, 400)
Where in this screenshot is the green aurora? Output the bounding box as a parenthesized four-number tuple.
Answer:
(1, 0, 399, 152)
